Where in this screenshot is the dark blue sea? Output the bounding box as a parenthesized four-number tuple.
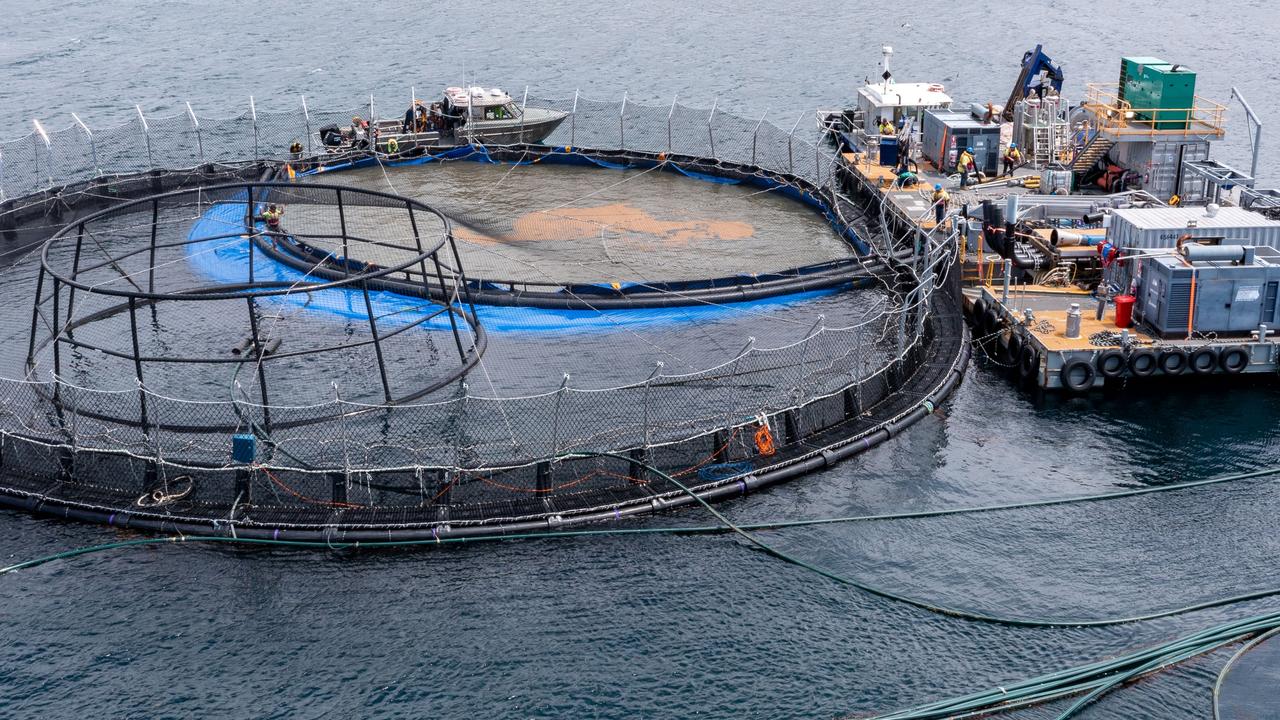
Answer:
(2, 1, 1280, 717)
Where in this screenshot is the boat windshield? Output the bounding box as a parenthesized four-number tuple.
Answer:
(477, 102, 520, 121)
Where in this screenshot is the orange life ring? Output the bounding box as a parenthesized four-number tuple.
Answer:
(753, 423, 776, 456)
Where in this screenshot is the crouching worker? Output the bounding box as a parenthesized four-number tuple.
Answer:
(1003, 142, 1022, 177)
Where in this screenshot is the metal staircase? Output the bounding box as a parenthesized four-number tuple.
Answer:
(1071, 134, 1114, 173)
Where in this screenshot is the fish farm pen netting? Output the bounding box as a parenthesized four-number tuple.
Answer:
(0, 93, 969, 539)
(297, 156, 872, 306)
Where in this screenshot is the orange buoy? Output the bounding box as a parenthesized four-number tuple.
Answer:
(753, 423, 776, 456)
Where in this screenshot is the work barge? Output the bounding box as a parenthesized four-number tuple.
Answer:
(823, 46, 1280, 390)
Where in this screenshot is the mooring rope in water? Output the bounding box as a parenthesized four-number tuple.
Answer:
(4, 459, 1280, 631)
(7, 457, 1280, 716)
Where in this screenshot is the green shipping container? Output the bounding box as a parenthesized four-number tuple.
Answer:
(1118, 56, 1197, 130)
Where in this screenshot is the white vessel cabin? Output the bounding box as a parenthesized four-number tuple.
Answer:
(854, 47, 953, 136)
(443, 86, 523, 121)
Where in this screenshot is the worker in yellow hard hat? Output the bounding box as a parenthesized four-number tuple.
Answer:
(1002, 143, 1022, 177)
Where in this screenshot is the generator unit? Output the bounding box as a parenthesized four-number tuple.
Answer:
(921, 109, 1001, 174)
(1117, 57, 1198, 130)
(1135, 245, 1280, 337)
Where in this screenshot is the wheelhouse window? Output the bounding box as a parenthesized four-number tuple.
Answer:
(483, 103, 520, 120)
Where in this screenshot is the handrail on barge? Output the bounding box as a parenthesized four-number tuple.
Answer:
(1080, 83, 1226, 139)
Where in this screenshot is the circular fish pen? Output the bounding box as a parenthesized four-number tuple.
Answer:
(0, 96, 969, 540)
(26, 183, 483, 427)
(286, 149, 892, 309)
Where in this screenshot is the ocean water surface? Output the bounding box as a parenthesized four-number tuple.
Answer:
(2, 1, 1280, 717)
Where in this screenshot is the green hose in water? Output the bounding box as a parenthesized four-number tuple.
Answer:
(7, 456, 1280, 717)
(4, 457, 1280, 630)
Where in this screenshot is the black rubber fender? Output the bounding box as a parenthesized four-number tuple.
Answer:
(1129, 349, 1158, 377)
(1219, 346, 1250, 373)
(1007, 332, 1024, 367)
(1189, 347, 1218, 375)
(1017, 343, 1039, 381)
(1061, 357, 1096, 392)
(1159, 348, 1189, 375)
(982, 307, 1001, 336)
(970, 297, 987, 323)
(996, 331, 1011, 361)
(1097, 349, 1127, 378)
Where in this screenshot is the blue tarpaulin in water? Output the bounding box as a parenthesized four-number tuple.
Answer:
(669, 163, 739, 184)
(185, 202, 843, 335)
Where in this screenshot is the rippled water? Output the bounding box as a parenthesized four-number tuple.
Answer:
(2, 1, 1280, 718)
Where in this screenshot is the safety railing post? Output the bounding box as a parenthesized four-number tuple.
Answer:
(641, 361, 663, 446)
(787, 112, 803, 175)
(795, 315, 825, 401)
(619, 91, 627, 149)
(707, 98, 718, 159)
(249, 96, 259, 162)
(134, 105, 153, 171)
(750, 109, 767, 167)
(0, 149, 6, 202)
(28, 131, 40, 193)
(32, 119, 52, 187)
(667, 94, 677, 153)
(570, 89, 579, 147)
(550, 373, 569, 455)
(852, 329, 865, 411)
(184, 102, 203, 165)
(300, 95, 311, 155)
(519, 85, 528, 139)
(71, 113, 99, 177)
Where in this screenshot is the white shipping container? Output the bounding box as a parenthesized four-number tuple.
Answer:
(1106, 206, 1280, 249)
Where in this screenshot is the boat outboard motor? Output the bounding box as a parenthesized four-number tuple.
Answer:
(319, 125, 343, 147)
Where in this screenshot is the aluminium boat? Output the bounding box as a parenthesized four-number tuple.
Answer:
(320, 86, 568, 152)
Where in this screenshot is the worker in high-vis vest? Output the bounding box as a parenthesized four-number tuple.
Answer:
(932, 184, 950, 226)
(1002, 143, 1023, 177)
(956, 146, 975, 187)
(256, 203, 283, 233)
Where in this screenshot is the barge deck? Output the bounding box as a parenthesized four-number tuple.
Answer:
(831, 45, 1280, 392)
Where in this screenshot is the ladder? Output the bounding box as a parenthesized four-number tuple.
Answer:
(1032, 126, 1053, 167)
(1021, 97, 1065, 168)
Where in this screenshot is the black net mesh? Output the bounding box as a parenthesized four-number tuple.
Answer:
(0, 96, 969, 538)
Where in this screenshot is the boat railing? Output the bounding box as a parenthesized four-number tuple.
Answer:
(1080, 83, 1226, 138)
